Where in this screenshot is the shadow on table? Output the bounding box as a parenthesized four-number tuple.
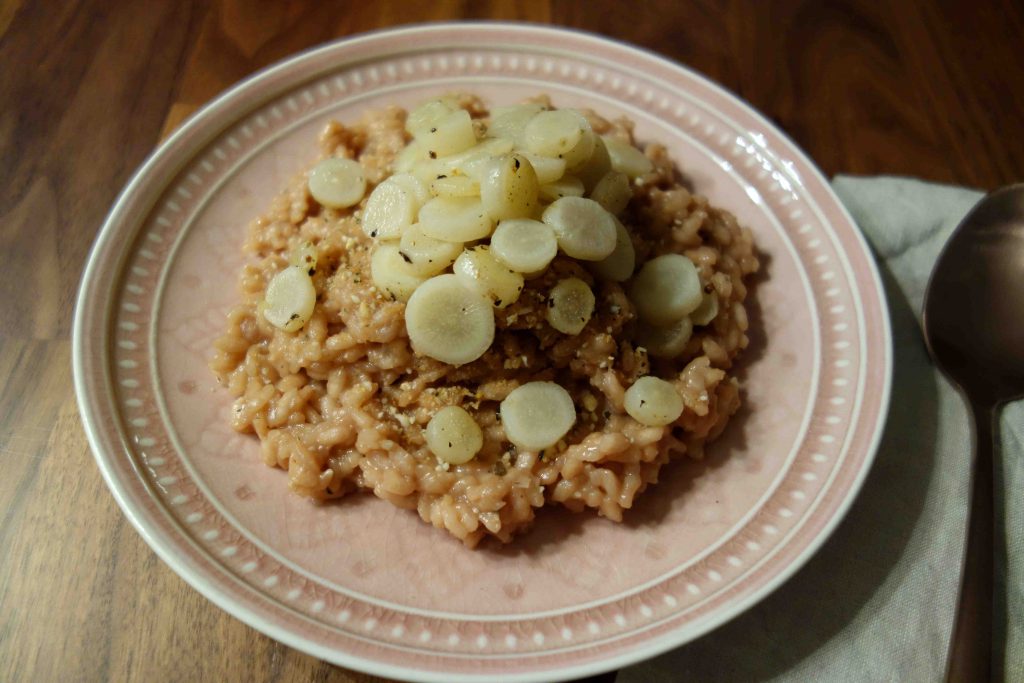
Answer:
(618, 259, 943, 681)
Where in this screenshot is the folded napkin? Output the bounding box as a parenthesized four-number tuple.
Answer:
(620, 176, 1022, 682)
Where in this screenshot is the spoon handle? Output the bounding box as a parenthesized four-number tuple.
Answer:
(946, 401, 994, 683)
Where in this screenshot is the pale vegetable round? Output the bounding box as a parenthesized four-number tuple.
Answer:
(398, 225, 463, 276)
(635, 316, 694, 359)
(546, 277, 595, 335)
(489, 103, 543, 120)
(521, 153, 567, 185)
(480, 153, 539, 221)
(429, 174, 480, 199)
(490, 219, 558, 273)
(453, 246, 525, 309)
(370, 243, 428, 301)
(390, 172, 430, 206)
(425, 406, 484, 465)
(262, 266, 316, 332)
(441, 138, 516, 178)
(538, 176, 584, 201)
(394, 140, 429, 174)
(418, 109, 477, 157)
(406, 98, 459, 138)
(591, 219, 636, 282)
(404, 274, 495, 365)
(361, 176, 421, 240)
(629, 254, 703, 326)
(574, 136, 613, 191)
(589, 170, 632, 215)
(541, 196, 617, 261)
(307, 158, 366, 208)
(288, 240, 318, 275)
(414, 138, 516, 183)
(499, 381, 576, 452)
(624, 376, 684, 426)
(417, 196, 493, 243)
(561, 128, 597, 170)
(690, 292, 720, 326)
(523, 109, 585, 159)
(603, 135, 654, 178)
(486, 104, 543, 145)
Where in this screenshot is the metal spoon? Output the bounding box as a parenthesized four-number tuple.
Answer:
(922, 183, 1024, 682)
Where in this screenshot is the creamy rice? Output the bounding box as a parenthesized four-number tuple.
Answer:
(211, 95, 759, 547)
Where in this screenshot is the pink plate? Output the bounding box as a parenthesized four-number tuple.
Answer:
(73, 23, 891, 683)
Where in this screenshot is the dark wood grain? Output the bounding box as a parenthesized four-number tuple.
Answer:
(2, 1, 1022, 681)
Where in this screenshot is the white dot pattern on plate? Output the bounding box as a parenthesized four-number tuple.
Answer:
(103, 41, 872, 658)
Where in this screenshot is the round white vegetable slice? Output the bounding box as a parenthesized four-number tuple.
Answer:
(541, 196, 617, 261)
(490, 219, 558, 273)
(441, 138, 516, 177)
(486, 104, 543, 146)
(629, 253, 703, 325)
(589, 170, 632, 215)
(406, 98, 459, 138)
(418, 109, 477, 158)
(425, 406, 484, 465)
(538, 176, 584, 202)
(574, 135, 613, 191)
(690, 292, 720, 326)
(429, 174, 480, 198)
(390, 172, 429, 206)
(399, 225, 463, 276)
(520, 153, 567, 185)
(490, 103, 543, 119)
(453, 246, 525, 309)
(602, 135, 654, 178)
(307, 158, 366, 209)
(480, 153, 540, 221)
(417, 196, 493, 243)
(562, 128, 597, 171)
(404, 274, 495, 365)
(370, 243, 428, 302)
(394, 140, 430, 174)
(624, 376, 684, 426)
(590, 218, 636, 282)
(546, 277, 595, 335)
(413, 138, 516, 184)
(499, 381, 576, 452)
(361, 176, 421, 240)
(635, 316, 694, 359)
(523, 109, 585, 159)
(262, 266, 316, 332)
(288, 240, 318, 276)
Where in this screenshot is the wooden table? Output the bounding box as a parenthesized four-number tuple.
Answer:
(2, 2, 1021, 681)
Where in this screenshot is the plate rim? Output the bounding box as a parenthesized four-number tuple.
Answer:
(73, 21, 893, 683)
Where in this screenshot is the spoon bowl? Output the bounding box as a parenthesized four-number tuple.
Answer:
(923, 182, 1024, 682)
(925, 184, 1024, 404)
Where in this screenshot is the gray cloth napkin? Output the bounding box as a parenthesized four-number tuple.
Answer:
(620, 176, 1022, 682)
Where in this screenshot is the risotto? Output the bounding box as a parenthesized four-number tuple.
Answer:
(211, 94, 760, 547)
